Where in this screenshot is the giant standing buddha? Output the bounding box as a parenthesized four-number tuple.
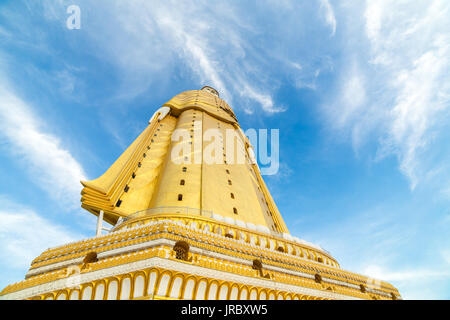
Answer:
(0, 87, 401, 300)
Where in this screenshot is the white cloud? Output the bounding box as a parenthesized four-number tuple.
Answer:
(335, 62, 367, 128)
(322, 61, 371, 151)
(367, 0, 450, 190)
(363, 265, 449, 283)
(0, 85, 87, 208)
(239, 85, 285, 114)
(62, 0, 283, 115)
(302, 206, 450, 299)
(319, 0, 337, 36)
(324, 0, 450, 190)
(378, 46, 450, 189)
(363, 264, 450, 299)
(0, 196, 82, 269)
(364, 0, 386, 43)
(152, 11, 231, 103)
(290, 56, 334, 91)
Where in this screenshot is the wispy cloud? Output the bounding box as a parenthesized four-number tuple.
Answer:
(239, 85, 286, 114)
(0, 196, 82, 277)
(0, 84, 87, 208)
(150, 6, 231, 103)
(35, 0, 287, 115)
(362, 264, 450, 299)
(367, 0, 450, 190)
(322, 0, 450, 191)
(329, 61, 367, 129)
(363, 264, 450, 283)
(319, 0, 337, 36)
(289, 56, 334, 91)
(302, 205, 450, 299)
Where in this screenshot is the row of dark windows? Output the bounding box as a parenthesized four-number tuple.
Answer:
(116, 124, 165, 208)
(116, 124, 163, 208)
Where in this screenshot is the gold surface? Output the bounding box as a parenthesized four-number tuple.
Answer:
(1, 217, 400, 300)
(0, 87, 401, 300)
(80, 89, 288, 232)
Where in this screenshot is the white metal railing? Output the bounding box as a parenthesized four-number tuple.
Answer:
(116, 206, 213, 227)
(111, 206, 332, 256)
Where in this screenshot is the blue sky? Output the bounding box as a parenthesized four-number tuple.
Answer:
(0, 0, 449, 299)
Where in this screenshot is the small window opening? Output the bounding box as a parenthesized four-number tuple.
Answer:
(252, 259, 270, 278)
(230, 193, 235, 199)
(124, 185, 129, 192)
(180, 180, 185, 186)
(228, 180, 232, 185)
(132, 173, 136, 179)
(315, 274, 322, 284)
(173, 241, 190, 261)
(116, 199, 122, 207)
(252, 259, 263, 271)
(178, 194, 183, 201)
(233, 207, 238, 214)
(182, 167, 187, 172)
(83, 252, 98, 264)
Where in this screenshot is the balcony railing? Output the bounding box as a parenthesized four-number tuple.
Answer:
(115, 206, 214, 227)
(112, 206, 332, 256)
